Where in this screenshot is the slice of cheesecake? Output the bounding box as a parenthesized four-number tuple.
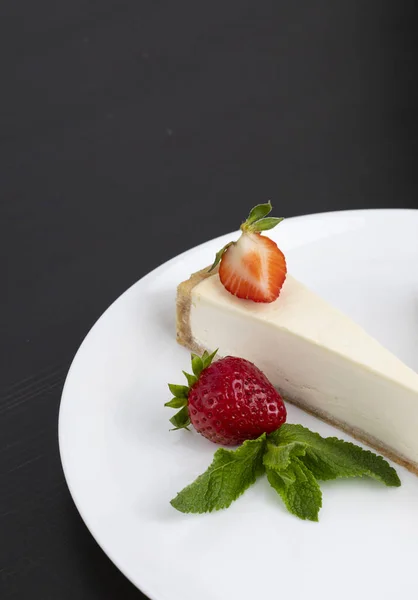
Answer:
(177, 268, 418, 474)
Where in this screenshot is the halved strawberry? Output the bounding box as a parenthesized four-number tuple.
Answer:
(210, 202, 287, 303)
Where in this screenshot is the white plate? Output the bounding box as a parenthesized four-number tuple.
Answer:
(59, 209, 418, 600)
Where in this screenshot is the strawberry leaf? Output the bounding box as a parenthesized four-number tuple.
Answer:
(191, 354, 204, 378)
(168, 384, 189, 398)
(169, 406, 191, 430)
(251, 217, 284, 232)
(182, 371, 197, 387)
(166, 351, 219, 430)
(245, 202, 273, 225)
(208, 242, 234, 273)
(165, 397, 188, 409)
(202, 348, 218, 369)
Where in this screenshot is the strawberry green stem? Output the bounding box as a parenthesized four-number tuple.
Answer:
(165, 350, 218, 430)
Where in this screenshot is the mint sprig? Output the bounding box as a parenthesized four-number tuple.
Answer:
(170, 424, 401, 520)
(171, 435, 266, 513)
(266, 458, 322, 521)
(267, 424, 401, 487)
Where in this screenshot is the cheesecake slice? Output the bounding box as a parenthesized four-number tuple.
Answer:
(177, 268, 418, 474)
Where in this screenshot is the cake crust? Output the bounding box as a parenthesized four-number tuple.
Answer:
(176, 268, 418, 476)
(176, 266, 214, 354)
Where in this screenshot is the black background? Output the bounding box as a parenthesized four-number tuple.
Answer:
(1, 1, 417, 598)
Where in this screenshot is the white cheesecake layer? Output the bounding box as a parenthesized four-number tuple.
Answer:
(190, 274, 418, 464)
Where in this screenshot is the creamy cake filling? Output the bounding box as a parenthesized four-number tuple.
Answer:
(189, 274, 418, 467)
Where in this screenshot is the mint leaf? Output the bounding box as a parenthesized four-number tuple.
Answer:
(266, 458, 322, 521)
(171, 434, 266, 513)
(263, 439, 307, 471)
(268, 424, 401, 487)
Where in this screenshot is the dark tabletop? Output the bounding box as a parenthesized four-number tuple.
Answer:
(1, 1, 417, 598)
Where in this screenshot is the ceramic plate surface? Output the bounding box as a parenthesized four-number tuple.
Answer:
(59, 209, 418, 600)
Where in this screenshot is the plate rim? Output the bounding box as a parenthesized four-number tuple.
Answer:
(58, 207, 418, 599)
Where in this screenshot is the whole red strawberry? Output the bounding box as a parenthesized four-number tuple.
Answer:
(166, 351, 286, 445)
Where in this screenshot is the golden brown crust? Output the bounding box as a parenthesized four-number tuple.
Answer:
(176, 269, 418, 476)
(176, 266, 215, 353)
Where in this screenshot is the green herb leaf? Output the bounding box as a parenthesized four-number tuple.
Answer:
(182, 371, 198, 387)
(167, 384, 189, 398)
(208, 242, 234, 272)
(171, 434, 267, 513)
(268, 424, 401, 487)
(266, 458, 322, 521)
(251, 216, 284, 232)
(191, 354, 204, 378)
(169, 406, 191, 430)
(263, 439, 306, 471)
(165, 397, 187, 409)
(245, 202, 273, 226)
